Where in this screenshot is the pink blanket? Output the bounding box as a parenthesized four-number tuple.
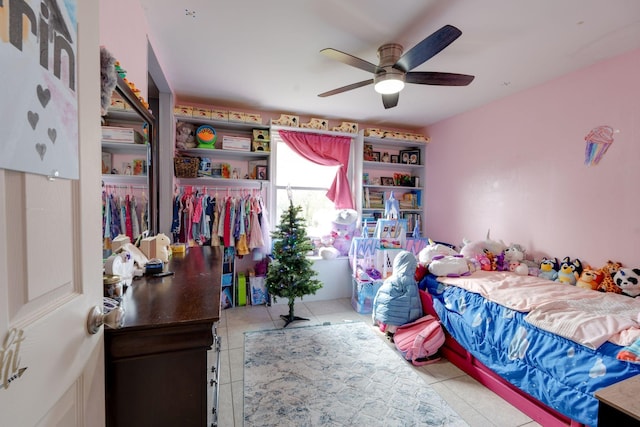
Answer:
(439, 271, 640, 348)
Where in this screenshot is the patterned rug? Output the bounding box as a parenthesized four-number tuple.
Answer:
(244, 321, 468, 426)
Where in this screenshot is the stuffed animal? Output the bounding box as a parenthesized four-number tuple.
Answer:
(509, 261, 529, 276)
(538, 257, 559, 281)
(459, 230, 506, 260)
(176, 121, 197, 149)
(475, 253, 492, 271)
(597, 260, 624, 293)
(495, 251, 508, 271)
(504, 243, 525, 264)
(575, 266, 604, 290)
(428, 254, 471, 277)
(100, 46, 118, 116)
(417, 240, 459, 265)
(555, 257, 583, 285)
(613, 268, 640, 297)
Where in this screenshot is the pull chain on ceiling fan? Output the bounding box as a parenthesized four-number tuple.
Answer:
(318, 24, 475, 109)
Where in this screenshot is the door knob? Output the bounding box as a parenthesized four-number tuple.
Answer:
(87, 305, 124, 334)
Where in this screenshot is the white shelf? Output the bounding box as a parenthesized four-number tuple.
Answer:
(175, 116, 269, 131)
(363, 184, 422, 191)
(102, 174, 148, 185)
(177, 147, 269, 160)
(363, 160, 422, 170)
(363, 136, 426, 149)
(175, 177, 266, 188)
(102, 141, 149, 154)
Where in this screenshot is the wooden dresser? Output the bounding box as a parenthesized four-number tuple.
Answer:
(104, 246, 222, 427)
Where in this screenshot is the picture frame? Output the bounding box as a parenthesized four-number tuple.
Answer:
(363, 144, 374, 161)
(381, 177, 394, 186)
(399, 149, 421, 165)
(371, 151, 381, 162)
(248, 159, 267, 179)
(390, 155, 399, 163)
(256, 165, 268, 180)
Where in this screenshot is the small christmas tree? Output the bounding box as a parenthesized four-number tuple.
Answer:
(266, 197, 322, 327)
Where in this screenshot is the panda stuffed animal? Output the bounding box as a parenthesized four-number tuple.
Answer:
(613, 268, 640, 297)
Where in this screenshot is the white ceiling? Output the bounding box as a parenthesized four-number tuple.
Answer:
(138, 0, 640, 130)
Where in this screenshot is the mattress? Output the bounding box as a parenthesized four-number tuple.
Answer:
(422, 274, 640, 426)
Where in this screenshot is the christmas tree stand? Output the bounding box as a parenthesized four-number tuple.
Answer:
(280, 301, 309, 327)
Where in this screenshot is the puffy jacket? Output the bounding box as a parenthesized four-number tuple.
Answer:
(372, 250, 423, 326)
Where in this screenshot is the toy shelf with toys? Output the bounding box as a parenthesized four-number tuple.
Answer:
(173, 105, 271, 186)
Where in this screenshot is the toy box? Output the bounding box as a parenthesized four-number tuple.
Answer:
(228, 111, 245, 122)
(174, 105, 193, 117)
(211, 109, 228, 121)
(192, 107, 212, 119)
(351, 278, 382, 314)
(222, 135, 251, 151)
(244, 113, 262, 124)
(249, 276, 268, 305)
(101, 126, 144, 144)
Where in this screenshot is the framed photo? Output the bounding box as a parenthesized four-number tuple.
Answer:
(256, 165, 268, 180)
(381, 177, 394, 186)
(363, 144, 374, 161)
(400, 149, 421, 165)
(390, 155, 399, 163)
(381, 152, 390, 162)
(371, 151, 381, 162)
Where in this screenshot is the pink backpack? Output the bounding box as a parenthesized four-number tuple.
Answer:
(393, 315, 445, 366)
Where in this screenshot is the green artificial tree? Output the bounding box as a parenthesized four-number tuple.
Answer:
(266, 197, 322, 327)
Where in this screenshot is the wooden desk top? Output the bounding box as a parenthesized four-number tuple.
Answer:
(596, 374, 640, 420)
(105, 246, 222, 359)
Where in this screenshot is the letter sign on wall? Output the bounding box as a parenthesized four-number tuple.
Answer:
(0, 0, 79, 180)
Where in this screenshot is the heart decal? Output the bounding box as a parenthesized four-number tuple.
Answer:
(37, 85, 51, 108)
(48, 128, 57, 143)
(27, 111, 39, 129)
(35, 143, 47, 160)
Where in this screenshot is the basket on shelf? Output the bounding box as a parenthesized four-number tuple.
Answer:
(174, 156, 199, 178)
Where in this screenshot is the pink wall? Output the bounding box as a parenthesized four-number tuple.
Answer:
(99, 0, 149, 101)
(425, 48, 640, 268)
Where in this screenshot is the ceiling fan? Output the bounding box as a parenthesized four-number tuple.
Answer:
(318, 24, 474, 109)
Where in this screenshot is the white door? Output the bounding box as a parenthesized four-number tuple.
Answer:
(0, 2, 104, 426)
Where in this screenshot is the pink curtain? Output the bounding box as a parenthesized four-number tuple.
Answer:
(278, 130, 354, 209)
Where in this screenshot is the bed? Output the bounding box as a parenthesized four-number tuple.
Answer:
(419, 271, 640, 427)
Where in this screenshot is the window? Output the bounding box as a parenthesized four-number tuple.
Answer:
(275, 139, 341, 238)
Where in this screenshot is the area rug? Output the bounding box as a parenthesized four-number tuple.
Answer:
(244, 321, 468, 426)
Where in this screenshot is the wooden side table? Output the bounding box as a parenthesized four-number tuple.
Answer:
(595, 374, 640, 426)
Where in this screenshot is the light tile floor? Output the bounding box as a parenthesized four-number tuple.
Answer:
(208, 298, 542, 427)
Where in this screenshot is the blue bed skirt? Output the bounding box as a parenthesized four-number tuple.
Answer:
(421, 274, 640, 426)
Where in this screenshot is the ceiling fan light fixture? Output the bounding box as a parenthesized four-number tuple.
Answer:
(374, 70, 405, 94)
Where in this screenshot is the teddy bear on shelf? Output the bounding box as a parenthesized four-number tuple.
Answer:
(613, 268, 640, 297)
(555, 257, 583, 285)
(175, 121, 197, 149)
(538, 257, 559, 281)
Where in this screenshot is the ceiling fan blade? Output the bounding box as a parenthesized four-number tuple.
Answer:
(394, 25, 462, 72)
(382, 93, 399, 109)
(318, 79, 374, 97)
(320, 48, 380, 74)
(406, 71, 474, 86)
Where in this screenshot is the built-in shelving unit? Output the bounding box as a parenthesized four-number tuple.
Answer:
(357, 131, 426, 236)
